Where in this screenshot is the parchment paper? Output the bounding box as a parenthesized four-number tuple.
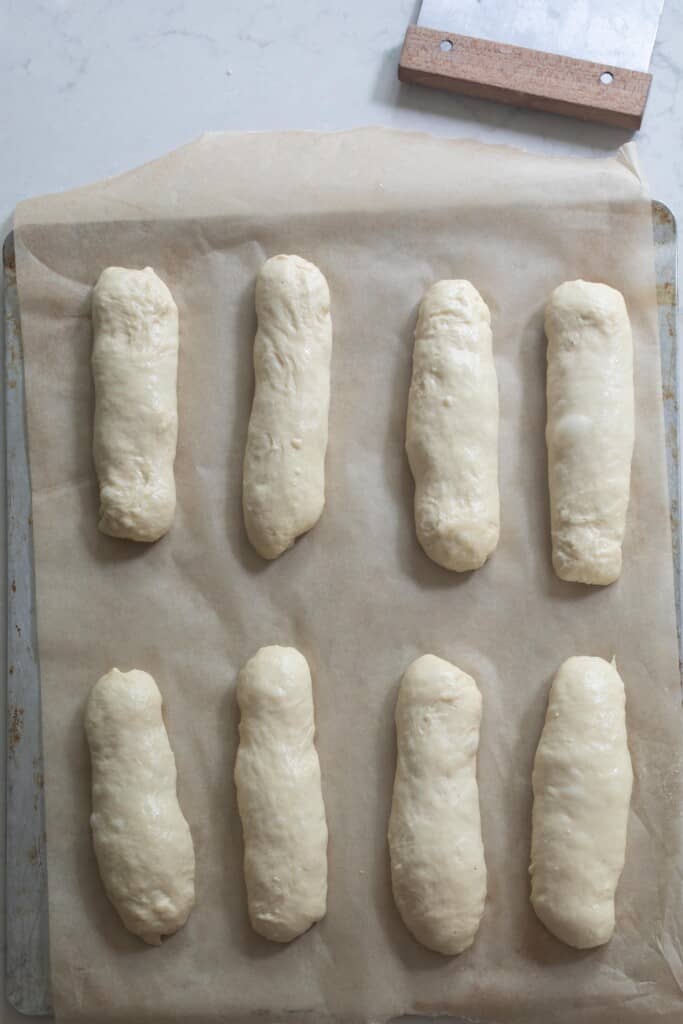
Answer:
(13, 128, 683, 1024)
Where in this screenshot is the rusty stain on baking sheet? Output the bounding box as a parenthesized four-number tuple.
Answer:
(32, 760, 44, 813)
(667, 422, 679, 455)
(657, 281, 675, 306)
(8, 706, 24, 755)
(654, 202, 673, 228)
(4, 238, 16, 272)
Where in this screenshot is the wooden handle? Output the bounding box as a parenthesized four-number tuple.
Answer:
(398, 26, 651, 130)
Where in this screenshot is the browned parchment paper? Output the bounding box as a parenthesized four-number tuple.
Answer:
(13, 129, 683, 1024)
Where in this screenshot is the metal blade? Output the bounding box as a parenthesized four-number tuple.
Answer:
(417, 0, 664, 71)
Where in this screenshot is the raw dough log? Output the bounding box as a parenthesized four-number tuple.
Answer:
(243, 255, 332, 559)
(85, 668, 195, 945)
(530, 656, 633, 949)
(545, 280, 634, 584)
(235, 646, 328, 941)
(406, 280, 499, 572)
(92, 266, 179, 542)
(388, 654, 487, 955)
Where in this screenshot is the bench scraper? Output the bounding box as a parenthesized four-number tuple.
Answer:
(399, 0, 664, 130)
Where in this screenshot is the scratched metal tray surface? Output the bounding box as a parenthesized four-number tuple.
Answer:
(3, 202, 680, 1020)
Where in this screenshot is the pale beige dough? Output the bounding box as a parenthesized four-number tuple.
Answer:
(545, 280, 634, 584)
(406, 280, 499, 572)
(85, 668, 195, 945)
(235, 646, 328, 942)
(243, 255, 332, 559)
(92, 266, 179, 542)
(530, 655, 633, 949)
(388, 654, 487, 955)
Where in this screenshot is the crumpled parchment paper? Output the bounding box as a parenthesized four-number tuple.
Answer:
(13, 128, 683, 1024)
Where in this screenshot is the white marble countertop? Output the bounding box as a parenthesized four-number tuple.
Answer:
(1, 1, 682, 1020)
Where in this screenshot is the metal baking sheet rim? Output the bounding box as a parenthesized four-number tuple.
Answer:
(2, 201, 679, 1020)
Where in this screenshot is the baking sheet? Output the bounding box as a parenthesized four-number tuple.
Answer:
(11, 129, 683, 1024)
(3, 200, 681, 1021)
(4, 234, 51, 1017)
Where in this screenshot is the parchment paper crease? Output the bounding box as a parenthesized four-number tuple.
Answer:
(13, 128, 683, 1024)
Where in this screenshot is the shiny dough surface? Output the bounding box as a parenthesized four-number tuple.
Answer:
(243, 255, 332, 559)
(92, 266, 179, 542)
(530, 655, 633, 949)
(545, 280, 634, 584)
(235, 645, 328, 942)
(85, 668, 195, 945)
(388, 654, 487, 955)
(406, 280, 499, 572)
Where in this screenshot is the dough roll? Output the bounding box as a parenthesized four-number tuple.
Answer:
(530, 656, 633, 949)
(85, 668, 195, 945)
(388, 654, 487, 955)
(545, 280, 634, 584)
(406, 280, 499, 571)
(92, 266, 179, 542)
(235, 646, 328, 942)
(243, 255, 332, 559)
